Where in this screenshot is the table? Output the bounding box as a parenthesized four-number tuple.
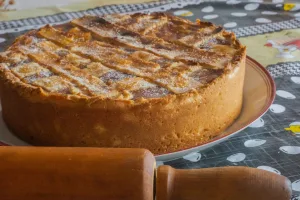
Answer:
(0, 0, 299, 199)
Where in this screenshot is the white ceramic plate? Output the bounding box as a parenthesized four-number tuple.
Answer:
(0, 56, 275, 162)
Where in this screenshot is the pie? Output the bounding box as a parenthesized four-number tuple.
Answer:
(0, 13, 246, 154)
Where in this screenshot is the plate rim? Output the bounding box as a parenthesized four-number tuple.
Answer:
(0, 56, 276, 157)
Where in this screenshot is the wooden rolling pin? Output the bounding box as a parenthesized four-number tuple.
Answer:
(0, 147, 292, 200)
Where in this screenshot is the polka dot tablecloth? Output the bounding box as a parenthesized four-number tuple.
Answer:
(0, 0, 300, 198)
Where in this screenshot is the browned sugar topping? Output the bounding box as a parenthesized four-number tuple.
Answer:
(0, 13, 244, 100)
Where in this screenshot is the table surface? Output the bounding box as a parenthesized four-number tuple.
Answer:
(0, 0, 299, 199)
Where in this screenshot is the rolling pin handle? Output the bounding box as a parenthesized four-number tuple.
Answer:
(156, 166, 292, 200)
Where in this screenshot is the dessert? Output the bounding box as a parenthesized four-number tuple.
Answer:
(0, 13, 246, 154)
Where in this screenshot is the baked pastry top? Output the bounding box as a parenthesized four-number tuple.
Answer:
(0, 13, 244, 102)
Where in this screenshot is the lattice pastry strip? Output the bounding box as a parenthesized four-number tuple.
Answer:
(37, 26, 189, 93)
(13, 35, 120, 97)
(103, 13, 168, 35)
(38, 25, 224, 94)
(113, 77, 170, 99)
(38, 27, 177, 97)
(11, 62, 52, 80)
(12, 29, 175, 99)
(68, 27, 174, 69)
(106, 13, 239, 57)
(33, 76, 82, 94)
(0, 51, 29, 65)
(153, 62, 223, 93)
(37, 40, 92, 69)
(38, 26, 161, 74)
(71, 16, 229, 69)
(106, 14, 216, 46)
(0, 52, 84, 95)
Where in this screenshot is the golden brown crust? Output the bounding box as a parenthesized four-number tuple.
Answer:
(0, 13, 246, 154)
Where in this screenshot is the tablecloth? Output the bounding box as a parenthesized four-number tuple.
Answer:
(0, 0, 299, 198)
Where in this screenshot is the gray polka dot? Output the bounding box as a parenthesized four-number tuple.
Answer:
(245, 3, 260, 11)
(226, 0, 241, 4)
(231, 12, 247, 17)
(272, 0, 283, 3)
(224, 22, 237, 28)
(203, 14, 219, 19)
(201, 6, 214, 13)
(255, 18, 272, 23)
(262, 11, 277, 15)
